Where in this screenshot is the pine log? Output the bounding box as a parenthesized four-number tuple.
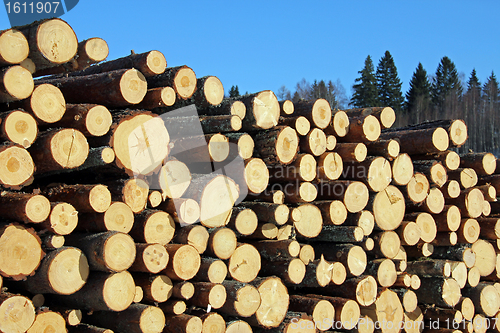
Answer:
(392, 154, 414, 187)
(393, 288, 418, 313)
(20, 58, 36, 73)
(279, 115, 310, 136)
(456, 218, 480, 244)
(457, 297, 475, 322)
(415, 277, 461, 308)
(171, 281, 195, 300)
(43, 184, 111, 213)
(314, 243, 367, 277)
(192, 257, 227, 284)
(413, 150, 461, 171)
(324, 109, 350, 137)
(164, 244, 201, 280)
(72, 37, 109, 71)
(443, 180, 461, 199)
(0, 224, 44, 280)
(199, 97, 246, 119)
(131, 209, 176, 245)
(47, 307, 82, 327)
(146, 65, 196, 99)
(62, 50, 166, 78)
(460, 152, 497, 176)
(23, 246, 88, 295)
(288, 295, 335, 331)
(269, 153, 316, 182)
(52, 270, 135, 311)
(316, 180, 369, 213)
(334, 142, 367, 162)
(77, 201, 134, 233)
(462, 283, 500, 317)
(368, 185, 406, 231)
(343, 210, 375, 235)
(339, 115, 381, 142)
(65, 231, 136, 272)
(396, 221, 421, 246)
(129, 243, 169, 274)
(159, 198, 200, 226)
(147, 191, 162, 208)
(37, 68, 148, 106)
(172, 224, 208, 254)
(291, 203, 323, 238)
(135, 86, 176, 109)
(67, 324, 113, 333)
(226, 206, 258, 236)
(343, 106, 395, 129)
(406, 259, 451, 277)
(413, 160, 448, 187)
(379, 127, 449, 154)
(1, 83, 66, 123)
(0, 293, 36, 333)
(448, 188, 484, 218)
(0, 65, 34, 103)
(158, 299, 186, 315)
(365, 139, 400, 160)
(300, 128, 327, 156)
(249, 239, 300, 261)
(304, 225, 364, 243)
(227, 243, 261, 283)
(188, 282, 226, 309)
(371, 231, 401, 259)
(289, 98, 331, 129)
(0, 191, 50, 223)
(0, 109, 38, 148)
(133, 274, 173, 303)
(163, 314, 202, 333)
(205, 227, 237, 260)
(254, 125, 299, 165)
(198, 313, 225, 333)
(471, 239, 496, 276)
(365, 258, 397, 287)
(29, 128, 89, 173)
(260, 258, 306, 284)
(448, 168, 478, 189)
(26, 310, 66, 333)
(0, 142, 34, 188)
(433, 205, 461, 232)
(40, 234, 65, 249)
(323, 275, 378, 306)
(87, 304, 165, 333)
(183, 174, 239, 228)
(405, 242, 433, 259)
(342, 156, 392, 192)
(282, 181, 318, 203)
(158, 159, 191, 200)
(279, 99, 294, 115)
(430, 244, 476, 268)
(247, 276, 289, 329)
(316, 151, 343, 181)
(51, 104, 112, 137)
(360, 289, 404, 333)
(404, 212, 437, 243)
(299, 244, 315, 265)
(0, 28, 29, 65)
(315, 200, 348, 225)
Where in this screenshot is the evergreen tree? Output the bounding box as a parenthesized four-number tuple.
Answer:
(376, 51, 404, 112)
(351, 55, 378, 108)
(483, 71, 500, 112)
(229, 85, 240, 98)
(405, 62, 432, 115)
(465, 68, 481, 111)
(431, 56, 462, 110)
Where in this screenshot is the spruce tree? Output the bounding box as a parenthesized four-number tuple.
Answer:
(431, 56, 462, 109)
(483, 71, 500, 112)
(405, 62, 432, 114)
(351, 55, 378, 108)
(229, 85, 240, 98)
(466, 68, 481, 111)
(376, 51, 404, 112)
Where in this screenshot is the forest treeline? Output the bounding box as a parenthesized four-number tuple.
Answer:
(229, 51, 500, 156)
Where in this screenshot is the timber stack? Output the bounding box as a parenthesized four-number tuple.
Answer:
(0, 17, 500, 333)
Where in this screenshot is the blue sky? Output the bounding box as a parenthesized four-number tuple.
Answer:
(1, 1, 499, 101)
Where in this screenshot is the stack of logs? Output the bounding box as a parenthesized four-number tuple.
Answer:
(1, 17, 500, 333)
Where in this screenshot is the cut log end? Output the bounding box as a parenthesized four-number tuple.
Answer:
(119, 68, 148, 104)
(174, 66, 197, 99)
(0, 29, 29, 65)
(203, 76, 224, 106)
(35, 18, 78, 64)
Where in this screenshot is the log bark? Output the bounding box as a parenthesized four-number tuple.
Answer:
(365, 139, 400, 160)
(146, 65, 197, 100)
(77, 201, 134, 233)
(191, 257, 227, 284)
(334, 142, 367, 162)
(339, 115, 381, 142)
(414, 277, 461, 308)
(237, 202, 289, 225)
(0, 191, 50, 223)
(379, 127, 449, 154)
(188, 282, 226, 309)
(344, 210, 375, 235)
(279, 115, 310, 136)
(269, 153, 316, 182)
(365, 258, 397, 287)
(51, 104, 112, 137)
(314, 243, 367, 277)
(171, 281, 195, 300)
(316, 180, 369, 213)
(315, 200, 348, 226)
(288, 295, 335, 331)
(87, 304, 165, 333)
(130, 209, 176, 245)
(134, 274, 173, 303)
(163, 314, 202, 333)
(343, 106, 396, 129)
(260, 258, 306, 284)
(135, 86, 176, 110)
(23, 246, 88, 295)
(18, 18, 78, 71)
(43, 184, 111, 213)
(460, 152, 497, 176)
(36, 68, 148, 107)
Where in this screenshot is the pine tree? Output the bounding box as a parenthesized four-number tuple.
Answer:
(351, 55, 378, 108)
(431, 56, 462, 110)
(405, 63, 432, 115)
(376, 51, 404, 112)
(229, 85, 240, 98)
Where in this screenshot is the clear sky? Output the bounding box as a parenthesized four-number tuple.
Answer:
(1, 1, 499, 102)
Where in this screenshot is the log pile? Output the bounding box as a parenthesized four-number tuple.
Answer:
(1, 18, 500, 333)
